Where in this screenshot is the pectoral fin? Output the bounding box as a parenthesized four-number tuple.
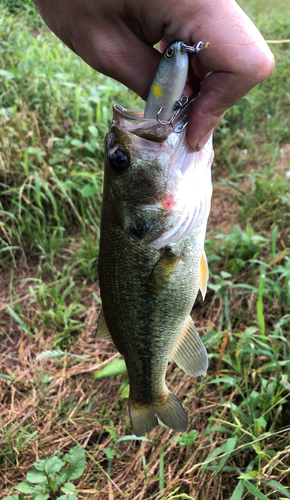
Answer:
(146, 249, 181, 294)
(199, 249, 209, 300)
(171, 316, 208, 376)
(95, 309, 114, 344)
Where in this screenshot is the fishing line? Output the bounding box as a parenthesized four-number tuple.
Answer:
(204, 39, 290, 49)
(266, 39, 290, 43)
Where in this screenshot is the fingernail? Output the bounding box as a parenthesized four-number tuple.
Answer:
(195, 129, 214, 151)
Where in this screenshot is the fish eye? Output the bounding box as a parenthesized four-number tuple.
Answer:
(165, 45, 175, 58)
(109, 148, 129, 172)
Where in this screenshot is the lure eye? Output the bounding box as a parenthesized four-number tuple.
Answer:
(165, 45, 175, 58)
(109, 148, 129, 172)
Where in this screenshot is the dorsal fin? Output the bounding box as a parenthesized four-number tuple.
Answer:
(171, 316, 208, 376)
(199, 249, 209, 300)
(95, 309, 114, 344)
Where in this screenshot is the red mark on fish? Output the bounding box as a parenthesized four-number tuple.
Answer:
(161, 194, 175, 210)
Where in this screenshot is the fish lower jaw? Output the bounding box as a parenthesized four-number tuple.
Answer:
(147, 204, 210, 250)
(136, 177, 212, 249)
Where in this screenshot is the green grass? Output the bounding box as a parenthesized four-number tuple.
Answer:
(0, 1, 290, 499)
(0, 6, 142, 273)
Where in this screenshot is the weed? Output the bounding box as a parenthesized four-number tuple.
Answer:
(3, 445, 86, 500)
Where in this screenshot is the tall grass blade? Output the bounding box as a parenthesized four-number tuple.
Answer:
(201, 437, 237, 475)
(244, 480, 269, 500)
(159, 448, 164, 492)
(6, 305, 32, 336)
(230, 480, 244, 500)
(272, 224, 278, 258)
(257, 271, 266, 337)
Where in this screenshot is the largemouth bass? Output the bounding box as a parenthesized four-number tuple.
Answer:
(97, 100, 213, 436)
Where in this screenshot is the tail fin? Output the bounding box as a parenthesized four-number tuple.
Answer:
(129, 390, 188, 437)
(129, 403, 158, 437)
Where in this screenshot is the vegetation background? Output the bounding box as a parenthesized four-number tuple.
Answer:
(0, 0, 290, 498)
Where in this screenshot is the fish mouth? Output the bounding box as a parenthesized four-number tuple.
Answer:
(113, 104, 170, 143)
(113, 101, 191, 143)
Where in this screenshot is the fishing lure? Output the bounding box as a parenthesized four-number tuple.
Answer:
(144, 40, 189, 121)
(144, 40, 207, 131)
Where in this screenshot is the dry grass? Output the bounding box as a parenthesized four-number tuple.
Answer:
(1, 337, 290, 499)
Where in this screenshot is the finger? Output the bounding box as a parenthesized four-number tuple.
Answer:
(182, 5, 275, 150)
(187, 45, 274, 150)
(67, 22, 162, 101)
(33, 0, 163, 101)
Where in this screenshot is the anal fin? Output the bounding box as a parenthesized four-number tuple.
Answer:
(172, 316, 208, 376)
(199, 249, 209, 300)
(95, 308, 114, 344)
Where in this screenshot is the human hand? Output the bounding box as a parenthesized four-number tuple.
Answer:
(32, 0, 274, 150)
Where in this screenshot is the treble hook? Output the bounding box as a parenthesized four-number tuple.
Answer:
(156, 107, 171, 126)
(170, 120, 188, 134)
(156, 96, 189, 129)
(169, 96, 189, 133)
(156, 93, 201, 134)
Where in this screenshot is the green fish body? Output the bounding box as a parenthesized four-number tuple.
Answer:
(97, 104, 213, 436)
